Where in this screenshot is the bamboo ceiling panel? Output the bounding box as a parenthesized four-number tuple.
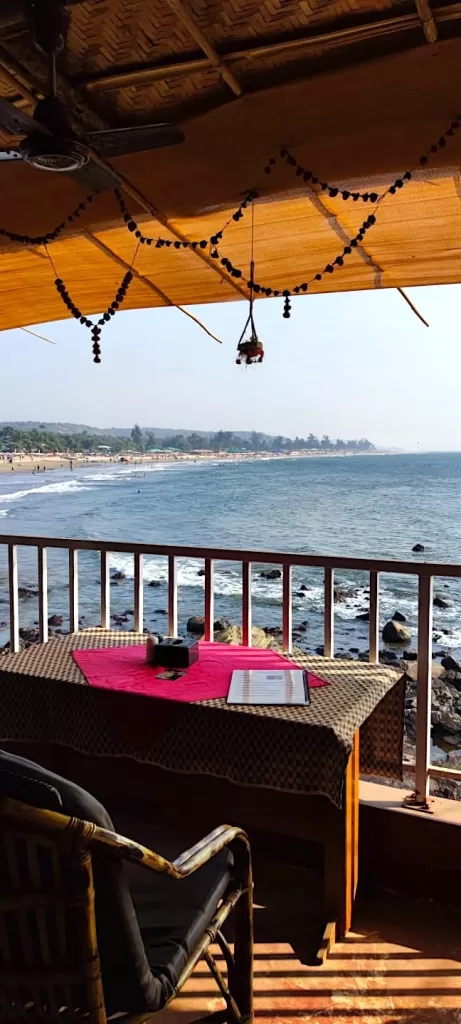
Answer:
(1, 4, 461, 329)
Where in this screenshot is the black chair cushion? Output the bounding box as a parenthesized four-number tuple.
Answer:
(116, 815, 233, 1008)
(0, 753, 233, 1013)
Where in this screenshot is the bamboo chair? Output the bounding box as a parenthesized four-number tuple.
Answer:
(0, 752, 253, 1024)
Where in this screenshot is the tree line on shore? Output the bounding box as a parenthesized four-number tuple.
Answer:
(0, 424, 375, 455)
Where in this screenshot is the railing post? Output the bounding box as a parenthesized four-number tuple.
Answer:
(369, 571, 379, 664)
(100, 550, 110, 629)
(8, 543, 19, 654)
(38, 547, 48, 644)
(282, 563, 292, 654)
(324, 567, 334, 658)
(168, 555, 178, 636)
(414, 574, 433, 806)
(134, 552, 144, 633)
(242, 561, 252, 647)
(69, 548, 79, 634)
(204, 558, 214, 642)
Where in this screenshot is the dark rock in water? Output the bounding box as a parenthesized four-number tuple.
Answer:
(264, 626, 283, 636)
(434, 595, 452, 609)
(334, 587, 356, 603)
(187, 615, 205, 634)
(154, 609, 167, 615)
(197, 569, 206, 576)
(260, 569, 281, 580)
(315, 645, 324, 655)
(393, 611, 407, 622)
(148, 580, 162, 588)
(18, 587, 38, 600)
(111, 570, 126, 581)
(296, 624, 307, 633)
(441, 628, 453, 635)
(349, 647, 359, 653)
(213, 617, 231, 632)
(19, 627, 40, 644)
(48, 614, 63, 627)
(382, 620, 411, 644)
(441, 655, 461, 673)
(380, 651, 397, 663)
(300, 584, 309, 592)
(295, 591, 306, 598)
(110, 580, 119, 586)
(356, 611, 369, 621)
(403, 650, 418, 661)
(358, 651, 370, 661)
(124, 609, 134, 616)
(337, 652, 353, 660)
(412, 543, 425, 552)
(0, 621, 6, 629)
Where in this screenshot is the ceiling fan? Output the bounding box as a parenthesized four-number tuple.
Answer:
(0, 0, 185, 190)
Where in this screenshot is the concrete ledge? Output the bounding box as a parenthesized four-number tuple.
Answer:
(360, 779, 461, 825)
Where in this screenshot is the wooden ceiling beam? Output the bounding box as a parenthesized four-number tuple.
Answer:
(82, 229, 224, 343)
(303, 185, 383, 287)
(415, 0, 438, 42)
(81, 4, 461, 95)
(0, 40, 106, 131)
(164, 0, 242, 97)
(87, 156, 249, 301)
(304, 185, 429, 324)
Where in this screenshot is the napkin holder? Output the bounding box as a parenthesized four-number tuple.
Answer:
(152, 637, 199, 669)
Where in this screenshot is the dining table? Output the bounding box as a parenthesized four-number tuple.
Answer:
(0, 627, 405, 955)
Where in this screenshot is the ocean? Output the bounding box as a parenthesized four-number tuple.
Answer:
(0, 451, 461, 659)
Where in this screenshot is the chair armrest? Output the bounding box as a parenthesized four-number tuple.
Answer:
(0, 797, 250, 883)
(93, 822, 250, 880)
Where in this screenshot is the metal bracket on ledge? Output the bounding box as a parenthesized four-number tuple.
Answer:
(402, 793, 434, 814)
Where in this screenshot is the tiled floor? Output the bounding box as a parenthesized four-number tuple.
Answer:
(156, 890, 461, 1024)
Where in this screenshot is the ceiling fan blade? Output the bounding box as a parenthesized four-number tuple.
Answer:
(0, 98, 49, 138)
(0, 148, 22, 161)
(86, 123, 185, 158)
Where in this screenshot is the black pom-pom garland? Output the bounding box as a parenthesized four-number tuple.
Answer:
(54, 270, 133, 363)
(0, 191, 98, 246)
(278, 118, 460, 204)
(114, 187, 259, 249)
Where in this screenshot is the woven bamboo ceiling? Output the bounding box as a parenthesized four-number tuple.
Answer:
(1, 0, 461, 331)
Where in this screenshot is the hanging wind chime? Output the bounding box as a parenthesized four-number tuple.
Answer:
(236, 202, 264, 366)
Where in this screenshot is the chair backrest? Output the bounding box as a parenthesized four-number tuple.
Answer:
(0, 808, 105, 1023)
(0, 752, 158, 1022)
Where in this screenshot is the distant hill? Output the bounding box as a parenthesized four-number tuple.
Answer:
(0, 422, 376, 455)
(0, 422, 274, 442)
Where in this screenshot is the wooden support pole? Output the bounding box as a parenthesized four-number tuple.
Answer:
(165, 0, 242, 96)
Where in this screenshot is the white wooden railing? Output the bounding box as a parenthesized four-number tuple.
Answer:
(1, 532, 461, 805)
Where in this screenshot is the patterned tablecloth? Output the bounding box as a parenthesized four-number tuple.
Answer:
(0, 629, 405, 809)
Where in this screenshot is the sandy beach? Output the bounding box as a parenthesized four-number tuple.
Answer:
(0, 448, 388, 476)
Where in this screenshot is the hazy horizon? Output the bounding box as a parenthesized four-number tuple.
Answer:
(2, 283, 460, 450)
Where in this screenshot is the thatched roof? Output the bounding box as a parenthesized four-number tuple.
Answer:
(0, 0, 461, 330)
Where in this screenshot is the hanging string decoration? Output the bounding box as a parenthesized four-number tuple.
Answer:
(0, 190, 99, 246)
(217, 211, 376, 315)
(236, 203, 264, 365)
(0, 112, 459, 363)
(53, 271, 134, 363)
(275, 116, 461, 203)
(113, 186, 260, 250)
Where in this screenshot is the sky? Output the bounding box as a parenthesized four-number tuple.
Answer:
(0, 283, 459, 450)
